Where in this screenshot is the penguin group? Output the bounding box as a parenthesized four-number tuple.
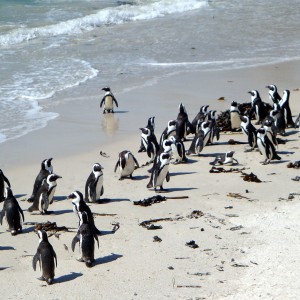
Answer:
(0, 83, 299, 285)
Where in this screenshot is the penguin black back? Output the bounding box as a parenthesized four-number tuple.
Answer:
(0, 169, 10, 202)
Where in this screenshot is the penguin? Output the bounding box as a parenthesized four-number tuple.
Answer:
(159, 120, 177, 145)
(257, 128, 281, 164)
(114, 150, 139, 180)
(201, 121, 212, 147)
(71, 211, 99, 268)
(268, 106, 286, 136)
(230, 101, 241, 131)
(207, 110, 220, 144)
(176, 103, 192, 141)
(191, 105, 209, 133)
(28, 173, 62, 214)
(186, 129, 204, 156)
(0, 187, 24, 235)
(147, 152, 171, 191)
(263, 118, 278, 149)
(138, 117, 155, 152)
(266, 84, 281, 104)
(100, 87, 118, 114)
(279, 90, 295, 127)
(211, 151, 239, 166)
(32, 230, 57, 285)
(69, 190, 101, 235)
(248, 90, 271, 124)
(85, 163, 104, 203)
(0, 169, 11, 202)
(240, 115, 257, 150)
(168, 135, 188, 164)
(139, 127, 160, 164)
(27, 158, 53, 203)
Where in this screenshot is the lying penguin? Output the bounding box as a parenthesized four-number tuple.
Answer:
(114, 150, 139, 180)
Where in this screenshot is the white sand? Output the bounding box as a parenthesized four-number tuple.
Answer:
(1, 61, 300, 299)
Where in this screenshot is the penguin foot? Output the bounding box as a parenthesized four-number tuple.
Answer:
(27, 197, 34, 203)
(147, 182, 153, 189)
(85, 261, 93, 268)
(47, 278, 53, 285)
(37, 276, 45, 282)
(76, 257, 84, 262)
(11, 230, 17, 236)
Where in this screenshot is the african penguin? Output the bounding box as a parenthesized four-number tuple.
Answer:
(114, 150, 139, 180)
(280, 90, 295, 127)
(230, 101, 241, 131)
(27, 173, 62, 214)
(147, 152, 171, 191)
(240, 115, 257, 150)
(257, 128, 281, 164)
(85, 163, 104, 203)
(168, 135, 188, 164)
(207, 110, 220, 144)
(139, 127, 160, 164)
(0, 169, 10, 202)
(71, 211, 99, 268)
(248, 90, 270, 124)
(69, 190, 101, 235)
(211, 151, 238, 166)
(266, 84, 281, 104)
(191, 105, 209, 133)
(263, 118, 278, 149)
(27, 158, 53, 203)
(32, 230, 57, 285)
(138, 116, 155, 152)
(186, 129, 204, 156)
(176, 103, 192, 141)
(0, 187, 24, 235)
(100, 87, 118, 114)
(268, 106, 286, 136)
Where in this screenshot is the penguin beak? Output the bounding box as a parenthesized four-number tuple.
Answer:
(265, 85, 270, 89)
(247, 91, 252, 95)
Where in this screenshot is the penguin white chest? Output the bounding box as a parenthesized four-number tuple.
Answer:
(105, 96, 113, 110)
(121, 155, 135, 176)
(230, 112, 241, 129)
(155, 165, 169, 187)
(95, 175, 103, 198)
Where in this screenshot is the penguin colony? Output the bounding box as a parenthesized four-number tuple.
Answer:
(0, 84, 299, 284)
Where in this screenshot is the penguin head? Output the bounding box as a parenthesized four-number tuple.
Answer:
(160, 152, 171, 162)
(248, 90, 259, 97)
(139, 127, 150, 136)
(68, 190, 83, 208)
(201, 121, 210, 130)
(240, 115, 249, 123)
(208, 110, 217, 120)
(47, 173, 62, 185)
(102, 87, 111, 92)
(147, 117, 155, 128)
(263, 118, 273, 127)
(201, 105, 209, 114)
(266, 84, 277, 92)
(93, 163, 103, 172)
(231, 101, 238, 107)
(257, 128, 266, 135)
(42, 158, 53, 173)
(162, 139, 173, 152)
(226, 151, 235, 158)
(37, 230, 48, 243)
(168, 120, 176, 127)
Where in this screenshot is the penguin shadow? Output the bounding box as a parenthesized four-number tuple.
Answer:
(22, 226, 35, 234)
(113, 110, 129, 114)
(270, 160, 290, 165)
(284, 130, 299, 136)
(200, 152, 229, 158)
(170, 171, 197, 177)
(213, 141, 247, 146)
(14, 194, 27, 199)
(130, 175, 149, 181)
(55, 272, 83, 284)
(96, 198, 130, 204)
(277, 151, 295, 155)
(54, 195, 68, 202)
(94, 253, 123, 266)
(0, 267, 10, 271)
(0, 246, 15, 251)
(157, 187, 198, 193)
(100, 229, 118, 236)
(52, 209, 74, 215)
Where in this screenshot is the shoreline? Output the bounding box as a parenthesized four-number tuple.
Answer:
(1, 60, 300, 299)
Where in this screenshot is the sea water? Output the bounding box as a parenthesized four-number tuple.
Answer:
(1, 0, 300, 143)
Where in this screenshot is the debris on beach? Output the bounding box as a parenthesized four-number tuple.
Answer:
(291, 176, 300, 181)
(133, 195, 188, 207)
(153, 236, 162, 242)
(226, 193, 250, 200)
(241, 172, 262, 182)
(185, 240, 199, 249)
(186, 210, 204, 219)
(209, 166, 246, 173)
(139, 216, 184, 229)
(287, 161, 300, 168)
(23, 221, 70, 233)
(99, 150, 110, 158)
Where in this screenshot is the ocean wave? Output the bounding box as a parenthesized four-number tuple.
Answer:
(0, 0, 207, 46)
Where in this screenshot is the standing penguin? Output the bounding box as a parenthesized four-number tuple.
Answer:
(147, 152, 171, 191)
(280, 90, 295, 127)
(138, 117, 155, 152)
(139, 127, 160, 164)
(176, 103, 192, 141)
(159, 120, 177, 145)
(248, 90, 270, 124)
(263, 118, 278, 149)
(240, 115, 257, 150)
(71, 211, 99, 268)
(230, 101, 241, 131)
(0, 169, 11, 202)
(0, 187, 24, 235)
(114, 150, 139, 180)
(32, 230, 57, 285)
(27, 158, 53, 203)
(85, 163, 104, 203)
(186, 129, 205, 156)
(69, 190, 101, 235)
(257, 128, 281, 164)
(191, 105, 209, 133)
(100, 87, 118, 114)
(168, 135, 188, 164)
(207, 110, 220, 144)
(266, 84, 281, 104)
(28, 174, 62, 214)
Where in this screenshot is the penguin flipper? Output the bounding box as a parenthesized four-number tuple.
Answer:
(18, 205, 25, 222)
(32, 252, 41, 271)
(3, 174, 11, 188)
(71, 234, 80, 252)
(114, 160, 120, 173)
(100, 186, 104, 197)
(113, 97, 118, 107)
(41, 193, 49, 211)
(0, 208, 5, 225)
(94, 233, 99, 249)
(166, 172, 170, 182)
(53, 249, 58, 267)
(100, 97, 105, 108)
(132, 154, 139, 168)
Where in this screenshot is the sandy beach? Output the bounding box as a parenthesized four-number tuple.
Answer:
(1, 61, 300, 299)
